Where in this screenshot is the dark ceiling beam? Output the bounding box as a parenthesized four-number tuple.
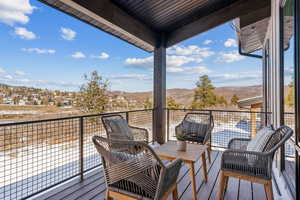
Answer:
(166, 0, 270, 47)
(59, 0, 158, 51)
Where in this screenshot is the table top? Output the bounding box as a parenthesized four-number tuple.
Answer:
(154, 141, 207, 163)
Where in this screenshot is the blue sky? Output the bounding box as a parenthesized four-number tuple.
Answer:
(0, 0, 292, 92)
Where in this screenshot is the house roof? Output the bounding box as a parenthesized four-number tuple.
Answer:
(237, 96, 263, 109)
(39, 0, 270, 52)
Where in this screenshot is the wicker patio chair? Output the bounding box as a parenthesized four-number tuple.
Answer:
(175, 112, 214, 163)
(92, 136, 182, 200)
(102, 114, 149, 143)
(217, 125, 293, 200)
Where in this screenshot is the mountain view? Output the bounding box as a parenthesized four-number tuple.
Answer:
(0, 82, 264, 122)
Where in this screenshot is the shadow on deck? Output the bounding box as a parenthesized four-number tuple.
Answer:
(31, 150, 276, 200)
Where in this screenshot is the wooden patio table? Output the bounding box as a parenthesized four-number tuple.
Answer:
(154, 141, 208, 200)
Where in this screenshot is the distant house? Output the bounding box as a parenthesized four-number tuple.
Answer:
(237, 96, 263, 137)
(18, 99, 26, 106)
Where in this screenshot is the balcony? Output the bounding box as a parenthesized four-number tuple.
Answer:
(0, 109, 295, 200)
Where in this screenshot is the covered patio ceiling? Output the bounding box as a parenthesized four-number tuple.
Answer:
(40, 0, 270, 52)
(38, 0, 271, 143)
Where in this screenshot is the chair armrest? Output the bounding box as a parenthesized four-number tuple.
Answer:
(156, 158, 182, 199)
(228, 138, 251, 150)
(221, 149, 273, 180)
(175, 123, 183, 135)
(202, 126, 213, 144)
(129, 126, 149, 143)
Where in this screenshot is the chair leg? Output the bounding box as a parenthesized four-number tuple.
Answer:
(217, 170, 226, 200)
(207, 146, 212, 163)
(224, 176, 229, 191)
(172, 185, 178, 200)
(264, 181, 274, 200)
(106, 190, 112, 200)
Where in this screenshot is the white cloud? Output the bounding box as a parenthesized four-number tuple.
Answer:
(167, 45, 214, 57)
(211, 72, 260, 80)
(203, 40, 213, 45)
(14, 27, 36, 40)
(15, 70, 26, 75)
(0, 67, 5, 73)
(224, 38, 237, 47)
(167, 55, 202, 67)
(125, 56, 153, 70)
(125, 55, 203, 70)
(90, 52, 109, 59)
(125, 45, 214, 71)
(71, 52, 86, 59)
(183, 71, 262, 86)
(216, 51, 245, 63)
(0, 0, 35, 25)
(60, 27, 76, 40)
(167, 66, 210, 75)
(21, 48, 56, 54)
(109, 74, 151, 80)
(5, 75, 13, 79)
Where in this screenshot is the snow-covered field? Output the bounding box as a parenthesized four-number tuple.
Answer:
(0, 110, 41, 115)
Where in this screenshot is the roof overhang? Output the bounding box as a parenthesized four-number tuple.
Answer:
(235, 0, 271, 53)
(237, 96, 263, 109)
(39, 0, 271, 52)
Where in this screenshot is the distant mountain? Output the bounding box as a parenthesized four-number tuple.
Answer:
(0, 83, 267, 107)
(115, 85, 264, 107)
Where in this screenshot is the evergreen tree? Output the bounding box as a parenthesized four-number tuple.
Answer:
(77, 71, 109, 114)
(231, 94, 239, 105)
(217, 96, 227, 106)
(143, 97, 153, 109)
(190, 75, 216, 109)
(286, 81, 294, 107)
(167, 96, 181, 109)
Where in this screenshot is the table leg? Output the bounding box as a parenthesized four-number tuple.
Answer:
(201, 152, 208, 183)
(189, 162, 197, 200)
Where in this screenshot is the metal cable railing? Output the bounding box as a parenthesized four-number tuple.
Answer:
(166, 108, 295, 156)
(0, 108, 295, 199)
(0, 109, 153, 200)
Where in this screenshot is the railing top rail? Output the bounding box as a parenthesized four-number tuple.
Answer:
(165, 108, 295, 115)
(0, 108, 153, 127)
(166, 108, 265, 114)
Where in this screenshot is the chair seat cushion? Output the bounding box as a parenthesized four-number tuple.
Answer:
(183, 135, 205, 143)
(181, 120, 209, 142)
(108, 118, 133, 140)
(246, 126, 274, 165)
(247, 126, 274, 152)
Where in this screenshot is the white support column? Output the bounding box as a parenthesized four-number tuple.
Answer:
(270, 0, 282, 129)
(153, 36, 166, 144)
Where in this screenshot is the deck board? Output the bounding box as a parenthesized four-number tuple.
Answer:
(238, 180, 252, 200)
(179, 151, 219, 200)
(31, 150, 280, 200)
(252, 182, 267, 200)
(224, 177, 239, 200)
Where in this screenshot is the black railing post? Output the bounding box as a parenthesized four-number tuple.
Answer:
(167, 108, 170, 141)
(79, 117, 84, 182)
(126, 112, 129, 123)
(209, 110, 213, 148)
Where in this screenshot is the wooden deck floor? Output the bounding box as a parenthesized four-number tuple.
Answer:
(32, 150, 277, 200)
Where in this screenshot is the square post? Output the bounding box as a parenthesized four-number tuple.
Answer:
(294, 0, 300, 198)
(153, 35, 166, 144)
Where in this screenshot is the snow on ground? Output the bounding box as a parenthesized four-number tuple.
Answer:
(0, 110, 41, 115)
